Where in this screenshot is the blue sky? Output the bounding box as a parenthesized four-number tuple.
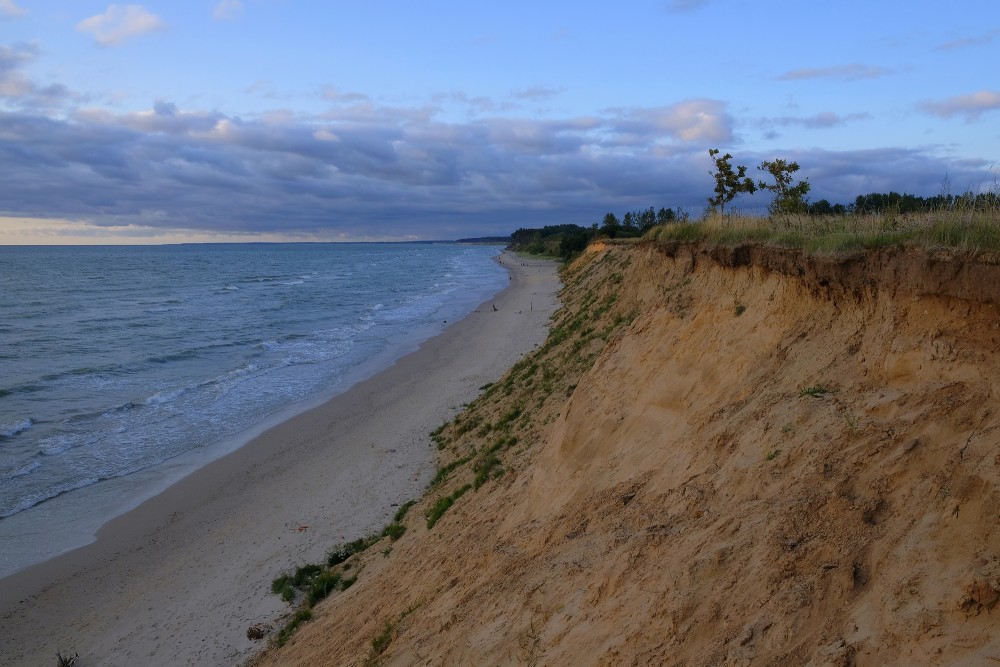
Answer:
(1, 0, 998, 243)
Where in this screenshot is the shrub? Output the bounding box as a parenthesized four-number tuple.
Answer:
(381, 522, 406, 541)
(306, 571, 342, 606)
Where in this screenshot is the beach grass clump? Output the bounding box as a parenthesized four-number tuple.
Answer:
(381, 522, 406, 541)
(327, 534, 380, 566)
(365, 620, 396, 665)
(431, 453, 473, 486)
(473, 452, 501, 489)
(393, 500, 416, 523)
(799, 384, 832, 398)
(426, 484, 472, 529)
(271, 575, 297, 603)
(429, 422, 450, 450)
(271, 563, 323, 603)
(305, 570, 342, 606)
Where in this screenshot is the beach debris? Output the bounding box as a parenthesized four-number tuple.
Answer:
(295, 525, 309, 532)
(247, 622, 274, 640)
(55, 652, 79, 667)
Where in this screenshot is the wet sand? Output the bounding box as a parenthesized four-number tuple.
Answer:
(0, 251, 560, 667)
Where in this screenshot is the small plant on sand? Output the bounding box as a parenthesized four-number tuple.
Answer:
(366, 620, 396, 665)
(426, 484, 472, 529)
(381, 522, 406, 541)
(766, 448, 782, 461)
(734, 302, 746, 316)
(327, 534, 379, 566)
(799, 384, 831, 398)
(55, 652, 78, 667)
(845, 413, 860, 431)
(393, 500, 416, 523)
(271, 575, 297, 603)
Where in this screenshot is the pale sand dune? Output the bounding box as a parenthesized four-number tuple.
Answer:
(0, 251, 560, 667)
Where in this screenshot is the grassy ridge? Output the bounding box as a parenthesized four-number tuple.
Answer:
(646, 208, 1000, 256)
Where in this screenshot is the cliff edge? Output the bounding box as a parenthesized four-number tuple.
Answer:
(252, 240, 1000, 666)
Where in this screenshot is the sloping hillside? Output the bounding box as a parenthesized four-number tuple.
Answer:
(251, 240, 1000, 666)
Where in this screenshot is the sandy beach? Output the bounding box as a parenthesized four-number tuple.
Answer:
(0, 251, 560, 667)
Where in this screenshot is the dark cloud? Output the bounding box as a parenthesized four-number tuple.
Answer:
(778, 64, 892, 81)
(0, 43, 75, 109)
(0, 50, 992, 239)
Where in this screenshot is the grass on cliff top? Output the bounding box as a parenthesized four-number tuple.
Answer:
(646, 207, 1000, 256)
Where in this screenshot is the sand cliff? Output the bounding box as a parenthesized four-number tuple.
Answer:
(252, 240, 1000, 666)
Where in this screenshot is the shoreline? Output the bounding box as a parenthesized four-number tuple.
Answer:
(0, 248, 507, 581)
(0, 251, 561, 667)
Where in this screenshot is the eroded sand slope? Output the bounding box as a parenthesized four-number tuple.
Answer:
(254, 241, 1000, 666)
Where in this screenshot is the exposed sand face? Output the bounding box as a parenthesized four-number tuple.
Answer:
(253, 242, 1000, 666)
(0, 252, 560, 667)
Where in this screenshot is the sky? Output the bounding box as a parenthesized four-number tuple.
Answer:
(0, 1, 998, 243)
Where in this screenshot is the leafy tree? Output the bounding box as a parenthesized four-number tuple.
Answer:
(600, 212, 622, 238)
(622, 211, 636, 231)
(656, 207, 676, 225)
(708, 148, 756, 213)
(639, 206, 657, 232)
(757, 159, 810, 214)
(806, 199, 847, 216)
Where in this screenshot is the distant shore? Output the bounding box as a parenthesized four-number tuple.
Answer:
(0, 251, 561, 667)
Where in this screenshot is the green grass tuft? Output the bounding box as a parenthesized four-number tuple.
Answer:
(426, 484, 472, 529)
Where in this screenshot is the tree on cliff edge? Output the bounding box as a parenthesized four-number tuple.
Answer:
(708, 149, 757, 213)
(758, 159, 810, 214)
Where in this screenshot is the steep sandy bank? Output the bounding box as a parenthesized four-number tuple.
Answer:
(0, 253, 560, 667)
(253, 240, 1000, 666)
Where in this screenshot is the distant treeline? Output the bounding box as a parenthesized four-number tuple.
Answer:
(837, 191, 999, 216)
(510, 207, 688, 258)
(508, 190, 1000, 260)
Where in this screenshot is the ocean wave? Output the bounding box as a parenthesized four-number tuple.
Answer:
(142, 387, 189, 406)
(0, 475, 101, 519)
(4, 459, 41, 480)
(0, 417, 34, 439)
(148, 350, 199, 364)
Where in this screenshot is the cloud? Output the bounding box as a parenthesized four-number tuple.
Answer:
(0, 0, 27, 18)
(935, 28, 1000, 52)
(765, 111, 871, 130)
(511, 86, 566, 101)
(610, 99, 734, 145)
(0, 43, 75, 108)
(213, 0, 243, 21)
(778, 64, 892, 81)
(663, 0, 711, 12)
(920, 90, 1000, 121)
(76, 5, 166, 46)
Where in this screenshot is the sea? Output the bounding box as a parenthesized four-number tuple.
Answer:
(0, 243, 508, 578)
